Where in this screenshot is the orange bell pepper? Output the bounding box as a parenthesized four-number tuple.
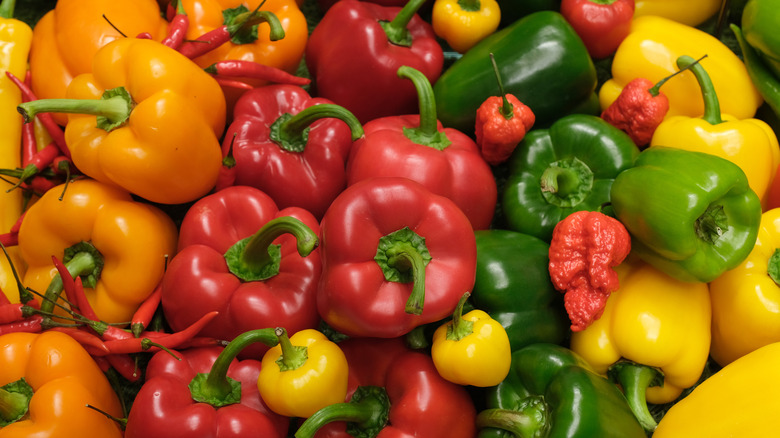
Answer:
(0, 330, 124, 437)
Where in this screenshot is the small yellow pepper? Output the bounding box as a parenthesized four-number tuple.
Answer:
(431, 0, 500, 54)
(431, 293, 511, 387)
(633, 0, 722, 27)
(257, 328, 348, 418)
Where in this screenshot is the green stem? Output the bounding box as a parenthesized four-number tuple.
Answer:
(768, 249, 780, 287)
(457, 0, 480, 12)
(374, 227, 432, 315)
(676, 55, 722, 125)
(189, 328, 279, 407)
(0, 379, 33, 427)
(389, 243, 428, 315)
(475, 396, 549, 437)
(397, 65, 451, 151)
(295, 386, 390, 438)
(17, 87, 133, 132)
(270, 104, 364, 153)
(489, 53, 514, 120)
(226, 5, 285, 42)
(540, 166, 579, 197)
(274, 327, 308, 371)
(446, 292, 473, 341)
(0, 0, 16, 19)
(40, 243, 103, 315)
(539, 157, 594, 208)
(380, 0, 427, 47)
(608, 361, 663, 433)
(647, 54, 706, 97)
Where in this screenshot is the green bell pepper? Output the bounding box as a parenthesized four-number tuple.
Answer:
(742, 0, 780, 78)
(433, 11, 598, 135)
(501, 114, 639, 242)
(476, 343, 646, 438)
(472, 230, 570, 352)
(611, 146, 762, 283)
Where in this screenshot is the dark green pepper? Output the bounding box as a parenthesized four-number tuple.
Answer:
(501, 114, 639, 242)
(433, 11, 598, 135)
(611, 146, 762, 283)
(476, 343, 646, 438)
(732, 23, 780, 120)
(472, 230, 570, 352)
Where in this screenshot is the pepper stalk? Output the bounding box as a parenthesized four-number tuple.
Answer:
(374, 227, 432, 315)
(269, 104, 364, 153)
(397, 65, 451, 151)
(295, 386, 391, 438)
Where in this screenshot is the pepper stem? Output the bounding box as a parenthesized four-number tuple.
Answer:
(539, 157, 594, 208)
(189, 328, 279, 407)
(295, 386, 391, 438)
(0, 379, 33, 427)
(475, 396, 549, 437)
(223, 216, 318, 282)
(608, 361, 663, 433)
(380, 0, 427, 47)
(446, 292, 474, 341)
(374, 227, 432, 315)
(647, 54, 706, 97)
(676, 55, 722, 125)
(457, 0, 480, 11)
(17, 87, 134, 132)
(488, 53, 514, 120)
(270, 104, 364, 153)
(225, 4, 285, 43)
(274, 327, 308, 371)
(768, 249, 780, 287)
(40, 242, 104, 315)
(397, 65, 451, 151)
(0, 0, 16, 19)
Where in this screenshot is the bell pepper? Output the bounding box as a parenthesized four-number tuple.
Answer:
(0, 330, 124, 436)
(476, 343, 646, 438)
(709, 208, 780, 367)
(599, 15, 762, 121)
(433, 10, 598, 135)
(18, 37, 227, 205)
(431, 0, 500, 54)
(28, 0, 168, 126)
(161, 185, 322, 358)
(125, 328, 290, 437)
(741, 0, 780, 83)
(346, 65, 497, 231)
(305, 0, 444, 124)
(317, 177, 477, 338)
(559, 0, 634, 60)
(653, 341, 780, 437)
(501, 114, 639, 242)
(569, 256, 711, 432)
(471, 229, 570, 351)
(732, 24, 780, 123)
(17, 178, 178, 325)
(222, 84, 363, 220)
(650, 55, 780, 207)
(632, 0, 721, 26)
(293, 337, 477, 438)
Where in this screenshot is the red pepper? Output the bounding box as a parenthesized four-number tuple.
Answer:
(205, 60, 311, 87)
(221, 84, 363, 219)
(161, 186, 322, 358)
(317, 177, 477, 338)
(547, 210, 631, 332)
(161, 0, 189, 50)
(124, 328, 288, 438)
(560, 0, 635, 60)
(305, 0, 444, 124)
(294, 337, 477, 438)
(346, 66, 497, 230)
(5, 71, 69, 158)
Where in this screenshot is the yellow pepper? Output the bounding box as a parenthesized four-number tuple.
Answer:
(650, 55, 780, 208)
(599, 15, 762, 121)
(0, 330, 124, 437)
(633, 0, 722, 27)
(431, 293, 511, 387)
(569, 255, 711, 433)
(0, 0, 30, 304)
(257, 328, 348, 418)
(653, 341, 780, 437)
(431, 0, 500, 54)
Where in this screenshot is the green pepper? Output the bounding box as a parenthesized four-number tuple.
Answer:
(501, 114, 639, 242)
(433, 11, 598, 135)
(742, 0, 780, 77)
(476, 343, 646, 438)
(611, 146, 762, 283)
(732, 23, 780, 120)
(472, 230, 570, 352)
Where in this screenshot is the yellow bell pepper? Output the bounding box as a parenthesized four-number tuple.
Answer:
(633, 0, 722, 27)
(431, 293, 511, 387)
(709, 208, 780, 367)
(257, 328, 348, 418)
(653, 341, 780, 437)
(599, 15, 762, 121)
(650, 55, 780, 207)
(569, 255, 711, 432)
(431, 0, 500, 54)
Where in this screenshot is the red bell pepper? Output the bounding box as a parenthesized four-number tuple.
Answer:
(560, 0, 635, 59)
(221, 84, 364, 220)
(317, 177, 477, 338)
(346, 66, 497, 230)
(293, 337, 477, 438)
(161, 185, 322, 358)
(305, 0, 444, 124)
(125, 328, 289, 438)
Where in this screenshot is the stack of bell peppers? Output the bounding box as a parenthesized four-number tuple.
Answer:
(2, 0, 780, 436)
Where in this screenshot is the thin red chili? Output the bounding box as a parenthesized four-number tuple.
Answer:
(162, 0, 189, 50)
(130, 282, 163, 338)
(215, 133, 237, 192)
(20, 175, 58, 195)
(12, 143, 61, 190)
(21, 112, 36, 166)
(0, 303, 26, 324)
(0, 314, 43, 336)
(212, 77, 254, 91)
(0, 288, 10, 305)
(177, 7, 283, 59)
(49, 326, 111, 356)
(103, 310, 219, 355)
(51, 255, 84, 316)
(205, 60, 311, 86)
(135, 32, 153, 39)
(105, 353, 141, 382)
(92, 355, 111, 373)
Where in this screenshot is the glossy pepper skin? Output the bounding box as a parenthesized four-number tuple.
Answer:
(0, 331, 124, 437)
(434, 11, 597, 135)
(502, 114, 639, 242)
(632, 0, 720, 26)
(611, 146, 762, 283)
(560, 0, 634, 60)
(601, 77, 669, 147)
(476, 343, 645, 438)
(471, 229, 570, 352)
(18, 179, 178, 325)
(317, 177, 477, 338)
(305, 0, 444, 124)
(733, 24, 780, 122)
(431, 0, 501, 54)
(162, 185, 321, 358)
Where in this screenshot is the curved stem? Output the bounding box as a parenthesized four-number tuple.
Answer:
(676, 55, 722, 125)
(446, 292, 473, 341)
(274, 327, 308, 371)
(40, 249, 100, 315)
(270, 104, 364, 153)
(475, 397, 548, 437)
(647, 54, 705, 97)
(17, 87, 133, 132)
(540, 166, 580, 196)
(489, 53, 514, 120)
(0, 0, 16, 19)
(390, 243, 428, 315)
(397, 66, 450, 150)
(609, 361, 663, 433)
(380, 0, 427, 46)
(295, 386, 390, 438)
(227, 7, 285, 42)
(375, 227, 432, 315)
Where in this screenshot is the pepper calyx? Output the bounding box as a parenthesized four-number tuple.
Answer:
(0, 378, 33, 426)
(374, 227, 432, 315)
(474, 396, 550, 437)
(294, 385, 391, 438)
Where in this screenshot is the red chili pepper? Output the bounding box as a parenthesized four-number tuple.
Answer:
(9, 143, 61, 190)
(0, 302, 27, 324)
(205, 60, 311, 87)
(103, 310, 219, 355)
(21, 114, 37, 167)
(5, 71, 69, 158)
(51, 255, 85, 316)
(0, 314, 43, 335)
(547, 210, 631, 332)
(214, 134, 237, 192)
(560, 0, 635, 59)
(0, 287, 10, 306)
(212, 76, 255, 91)
(177, 7, 284, 59)
(136, 32, 154, 39)
(105, 352, 141, 382)
(20, 175, 58, 197)
(49, 326, 112, 357)
(93, 355, 111, 373)
(162, 0, 189, 50)
(130, 281, 163, 338)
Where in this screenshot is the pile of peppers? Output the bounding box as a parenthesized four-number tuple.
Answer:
(3, 0, 780, 436)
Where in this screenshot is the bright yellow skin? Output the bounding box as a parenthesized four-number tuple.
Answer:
(432, 0, 500, 54)
(599, 16, 762, 121)
(569, 256, 711, 404)
(257, 329, 349, 418)
(431, 309, 511, 387)
(709, 208, 780, 367)
(633, 0, 722, 27)
(0, 331, 124, 437)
